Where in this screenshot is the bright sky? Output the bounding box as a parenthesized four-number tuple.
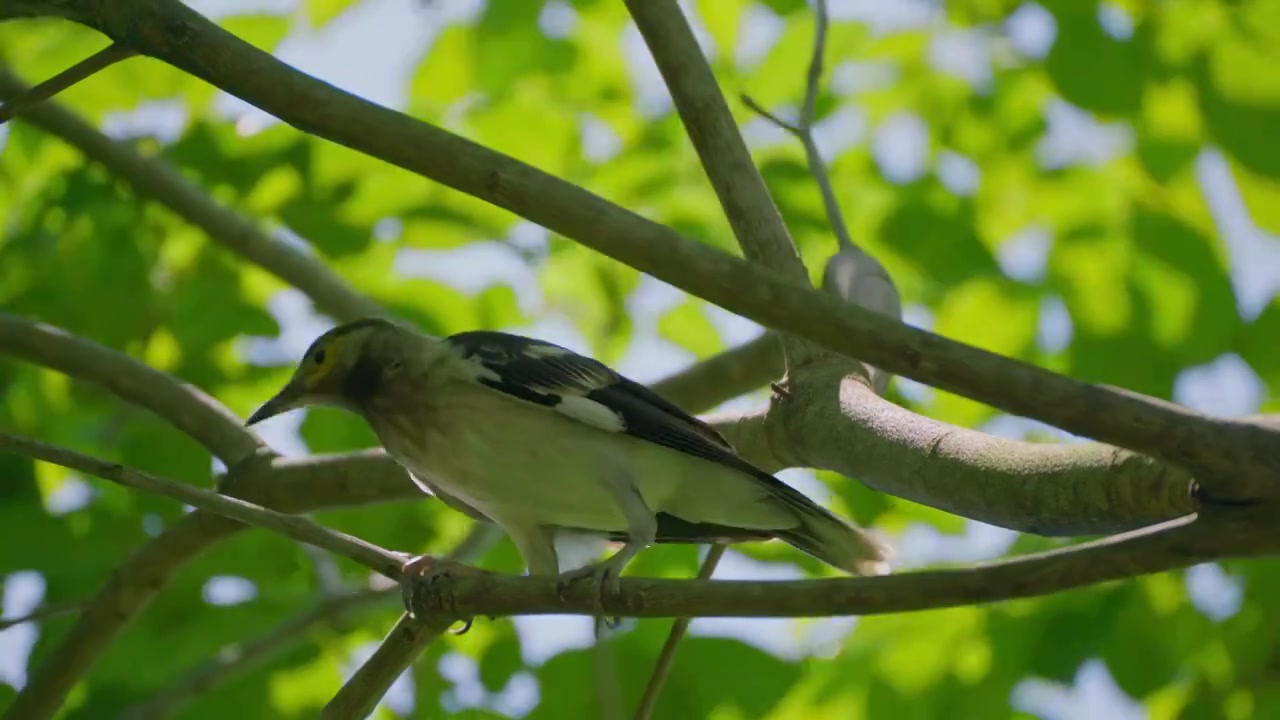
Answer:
(3, 1, 1276, 717)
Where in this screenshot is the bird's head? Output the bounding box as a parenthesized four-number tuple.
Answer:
(245, 317, 412, 426)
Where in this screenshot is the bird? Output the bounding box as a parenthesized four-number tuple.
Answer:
(245, 317, 890, 600)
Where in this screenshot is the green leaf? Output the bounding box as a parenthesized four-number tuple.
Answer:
(1044, 8, 1142, 117)
(305, 0, 362, 27)
(1232, 160, 1280, 234)
(931, 277, 1040, 426)
(656, 300, 723, 357)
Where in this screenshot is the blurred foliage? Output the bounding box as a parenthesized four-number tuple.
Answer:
(2, 0, 1279, 718)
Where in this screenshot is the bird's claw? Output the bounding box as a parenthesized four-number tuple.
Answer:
(554, 558, 626, 631)
(398, 554, 479, 623)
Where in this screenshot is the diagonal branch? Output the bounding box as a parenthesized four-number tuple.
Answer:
(0, 433, 405, 579)
(711, 378, 1198, 536)
(623, 0, 805, 279)
(633, 544, 726, 720)
(0, 312, 261, 464)
(0, 71, 384, 323)
(0, 601, 88, 632)
(40, 0, 1279, 500)
(320, 613, 454, 720)
(125, 525, 498, 720)
(0, 43, 135, 123)
(741, 0, 853, 253)
(622, 0, 816, 363)
(122, 587, 396, 720)
(649, 334, 781, 412)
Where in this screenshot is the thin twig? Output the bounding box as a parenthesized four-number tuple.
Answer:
(743, 0, 854, 251)
(593, 624, 626, 720)
(0, 43, 135, 123)
(0, 602, 89, 632)
(633, 544, 726, 720)
(0, 433, 405, 579)
(800, 0, 828, 129)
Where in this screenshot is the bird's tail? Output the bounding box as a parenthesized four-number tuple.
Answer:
(772, 491, 892, 576)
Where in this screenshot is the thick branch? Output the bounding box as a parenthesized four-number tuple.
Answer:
(0, 312, 261, 463)
(0, 433, 404, 579)
(0, 71, 384, 322)
(0, 43, 135, 123)
(42, 0, 1277, 499)
(712, 375, 1196, 536)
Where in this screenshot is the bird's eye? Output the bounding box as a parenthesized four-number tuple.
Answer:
(313, 349, 327, 364)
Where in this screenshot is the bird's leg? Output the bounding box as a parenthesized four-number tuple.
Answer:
(555, 481, 656, 620)
(501, 521, 562, 577)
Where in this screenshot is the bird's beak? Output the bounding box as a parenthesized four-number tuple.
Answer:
(246, 382, 305, 426)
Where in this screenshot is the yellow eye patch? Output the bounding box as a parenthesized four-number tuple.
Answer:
(301, 335, 347, 389)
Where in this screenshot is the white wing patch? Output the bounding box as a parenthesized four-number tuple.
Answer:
(555, 395, 626, 432)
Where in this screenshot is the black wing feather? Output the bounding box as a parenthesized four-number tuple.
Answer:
(444, 330, 798, 496)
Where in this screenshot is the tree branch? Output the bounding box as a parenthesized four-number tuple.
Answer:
(712, 377, 1197, 536)
(404, 511, 1279, 619)
(634, 544, 726, 720)
(623, 0, 815, 363)
(0, 433, 405, 579)
(741, 0, 853, 254)
(0, 601, 88, 632)
(0, 71, 384, 323)
(124, 525, 498, 720)
(124, 589, 395, 719)
(0, 312, 262, 464)
(39, 0, 1277, 500)
(649, 334, 781, 413)
(320, 613, 453, 720)
(0, 43, 135, 123)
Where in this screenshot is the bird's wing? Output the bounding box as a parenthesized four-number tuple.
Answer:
(443, 330, 788, 489)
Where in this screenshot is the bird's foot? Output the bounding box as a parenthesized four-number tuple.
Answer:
(398, 553, 480, 627)
(554, 555, 628, 630)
